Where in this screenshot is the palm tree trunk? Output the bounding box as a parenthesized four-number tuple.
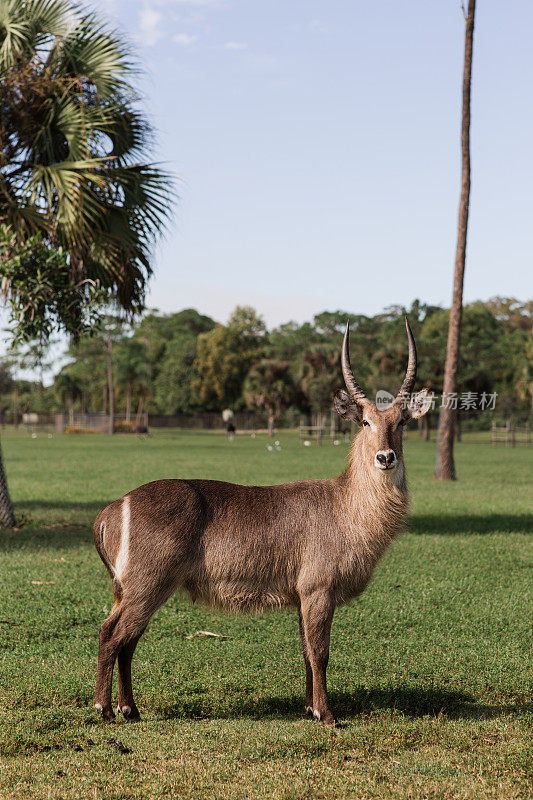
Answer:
(0, 438, 15, 528)
(136, 395, 144, 426)
(13, 384, 19, 428)
(126, 383, 132, 423)
(267, 409, 275, 438)
(107, 334, 114, 435)
(102, 383, 107, 415)
(424, 413, 431, 441)
(436, 0, 476, 481)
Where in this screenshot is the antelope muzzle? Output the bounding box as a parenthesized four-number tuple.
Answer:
(374, 449, 397, 470)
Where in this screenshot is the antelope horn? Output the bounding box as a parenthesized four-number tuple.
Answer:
(396, 316, 418, 400)
(341, 321, 369, 405)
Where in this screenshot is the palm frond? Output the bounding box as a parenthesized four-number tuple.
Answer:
(50, 11, 133, 97)
(0, 0, 175, 310)
(0, 0, 69, 69)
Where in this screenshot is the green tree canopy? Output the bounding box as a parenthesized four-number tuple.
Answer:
(114, 336, 151, 421)
(193, 307, 266, 409)
(243, 359, 295, 436)
(9, 298, 531, 424)
(0, 0, 174, 312)
(54, 368, 81, 424)
(136, 309, 215, 413)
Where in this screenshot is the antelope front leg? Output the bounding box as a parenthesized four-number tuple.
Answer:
(299, 591, 337, 727)
(298, 609, 314, 714)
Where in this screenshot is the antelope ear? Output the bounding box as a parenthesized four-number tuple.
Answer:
(406, 388, 433, 419)
(333, 389, 363, 423)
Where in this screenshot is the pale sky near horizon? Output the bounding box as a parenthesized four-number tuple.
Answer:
(93, 0, 531, 329)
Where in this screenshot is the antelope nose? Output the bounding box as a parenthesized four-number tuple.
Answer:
(375, 450, 397, 469)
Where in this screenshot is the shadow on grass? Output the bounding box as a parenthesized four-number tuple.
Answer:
(0, 524, 92, 551)
(408, 514, 533, 535)
(160, 686, 530, 723)
(0, 500, 113, 549)
(14, 499, 109, 512)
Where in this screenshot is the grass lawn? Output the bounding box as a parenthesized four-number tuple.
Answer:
(0, 428, 531, 799)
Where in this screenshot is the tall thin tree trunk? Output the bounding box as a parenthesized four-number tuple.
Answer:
(136, 395, 144, 426)
(126, 383, 132, 423)
(267, 409, 275, 438)
(68, 398, 74, 427)
(13, 384, 19, 429)
(436, 0, 476, 480)
(102, 383, 107, 415)
(107, 335, 115, 436)
(0, 438, 15, 528)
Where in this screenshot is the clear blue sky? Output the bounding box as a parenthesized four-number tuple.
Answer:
(51, 1, 533, 328)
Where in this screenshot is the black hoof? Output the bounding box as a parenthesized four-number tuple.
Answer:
(313, 709, 340, 728)
(95, 703, 115, 722)
(118, 704, 141, 721)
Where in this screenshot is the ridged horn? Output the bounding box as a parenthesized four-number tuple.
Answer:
(341, 321, 369, 405)
(396, 316, 418, 400)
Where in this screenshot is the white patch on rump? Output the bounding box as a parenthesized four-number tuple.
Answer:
(114, 496, 130, 583)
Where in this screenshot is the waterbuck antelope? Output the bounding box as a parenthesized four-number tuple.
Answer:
(93, 318, 432, 726)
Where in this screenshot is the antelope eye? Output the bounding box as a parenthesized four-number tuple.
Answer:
(362, 420, 370, 427)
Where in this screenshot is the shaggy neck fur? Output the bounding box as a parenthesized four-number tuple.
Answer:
(339, 429, 409, 550)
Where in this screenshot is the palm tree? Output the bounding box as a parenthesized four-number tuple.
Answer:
(54, 369, 82, 426)
(435, 0, 476, 480)
(0, 0, 174, 524)
(299, 345, 342, 414)
(244, 360, 295, 437)
(515, 333, 533, 410)
(115, 338, 150, 423)
(0, 0, 174, 311)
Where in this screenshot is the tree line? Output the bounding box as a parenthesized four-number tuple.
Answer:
(1, 297, 531, 434)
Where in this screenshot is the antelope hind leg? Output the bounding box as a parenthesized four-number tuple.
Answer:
(117, 634, 143, 720)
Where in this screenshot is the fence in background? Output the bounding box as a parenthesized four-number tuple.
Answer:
(54, 412, 148, 433)
(299, 410, 344, 445)
(298, 410, 414, 446)
(14, 411, 268, 433)
(5, 413, 531, 444)
(146, 412, 273, 430)
(491, 421, 530, 447)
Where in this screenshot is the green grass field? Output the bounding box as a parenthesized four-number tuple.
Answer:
(0, 428, 531, 799)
